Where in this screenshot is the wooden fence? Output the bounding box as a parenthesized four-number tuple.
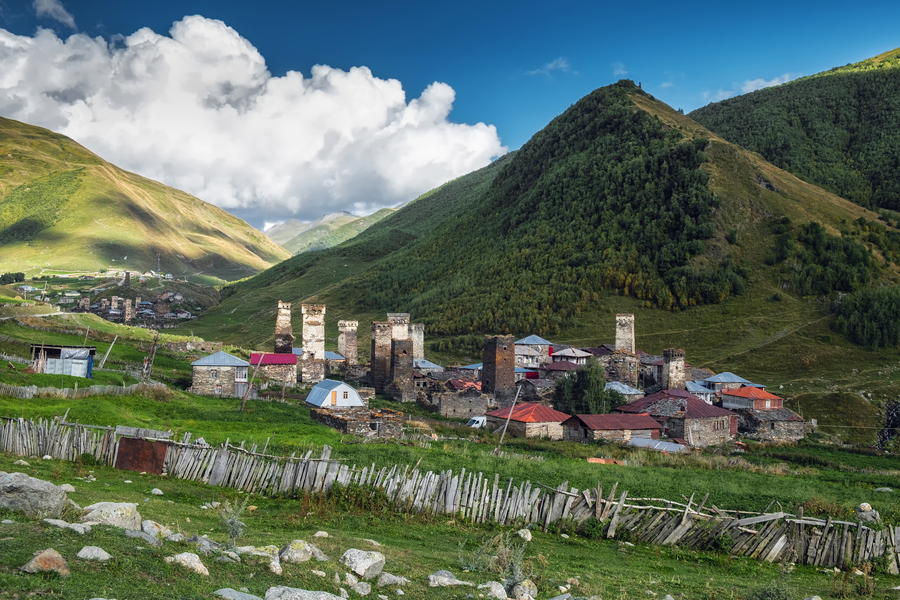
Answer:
(0, 382, 166, 400)
(1, 415, 898, 571)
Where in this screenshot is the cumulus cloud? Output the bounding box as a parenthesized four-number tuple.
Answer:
(612, 62, 628, 77)
(32, 0, 75, 28)
(0, 16, 506, 226)
(741, 73, 795, 93)
(701, 89, 736, 102)
(526, 57, 574, 77)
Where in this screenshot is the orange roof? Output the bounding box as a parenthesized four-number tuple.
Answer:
(485, 402, 570, 423)
(722, 387, 781, 401)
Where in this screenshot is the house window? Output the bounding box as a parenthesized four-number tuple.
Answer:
(771, 422, 776, 430)
(210, 370, 217, 380)
(765, 400, 771, 408)
(215, 384, 222, 395)
(343, 391, 349, 400)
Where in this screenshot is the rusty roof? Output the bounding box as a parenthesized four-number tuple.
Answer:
(541, 361, 579, 371)
(616, 390, 735, 419)
(485, 402, 570, 423)
(563, 413, 662, 431)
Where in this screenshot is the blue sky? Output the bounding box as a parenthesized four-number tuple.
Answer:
(1, 0, 899, 228)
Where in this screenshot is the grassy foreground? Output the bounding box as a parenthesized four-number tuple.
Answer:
(0, 452, 895, 600)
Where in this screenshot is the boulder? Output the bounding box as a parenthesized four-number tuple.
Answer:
(77, 546, 113, 562)
(20, 548, 70, 577)
(351, 582, 371, 596)
(214, 589, 264, 600)
(344, 573, 359, 586)
(339, 549, 385, 579)
(0, 472, 67, 517)
(479, 581, 507, 599)
(856, 503, 881, 524)
(59, 484, 76, 493)
(426, 570, 473, 587)
(141, 519, 173, 539)
(314, 531, 328, 537)
(516, 529, 532, 542)
(81, 502, 141, 529)
(151, 488, 164, 495)
(165, 552, 209, 576)
(264, 588, 344, 600)
(125, 528, 163, 547)
(279, 540, 314, 563)
(510, 579, 538, 599)
(376, 573, 409, 587)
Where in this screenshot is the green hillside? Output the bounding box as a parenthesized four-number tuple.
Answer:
(689, 47, 900, 211)
(0, 116, 290, 282)
(281, 209, 397, 255)
(264, 218, 309, 246)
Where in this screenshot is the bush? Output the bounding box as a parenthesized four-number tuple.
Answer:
(580, 517, 606, 539)
(746, 581, 793, 600)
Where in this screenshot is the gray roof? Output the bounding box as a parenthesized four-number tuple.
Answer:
(704, 372, 753, 384)
(605, 381, 642, 396)
(627, 437, 690, 453)
(414, 358, 443, 370)
(192, 351, 249, 367)
(686, 381, 713, 394)
(516, 335, 552, 346)
(306, 380, 365, 408)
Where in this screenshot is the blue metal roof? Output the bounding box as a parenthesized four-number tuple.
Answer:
(627, 437, 690, 453)
(516, 335, 552, 345)
(460, 362, 482, 370)
(704, 372, 752, 384)
(414, 358, 443, 370)
(605, 381, 642, 395)
(305, 379, 365, 408)
(191, 351, 249, 367)
(686, 381, 713, 393)
(291, 348, 345, 360)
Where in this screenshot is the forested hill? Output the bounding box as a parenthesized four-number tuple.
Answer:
(689, 47, 900, 211)
(205, 80, 894, 350)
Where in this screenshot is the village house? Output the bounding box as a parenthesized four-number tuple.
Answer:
(538, 360, 579, 381)
(515, 335, 553, 368)
(720, 386, 808, 442)
(561, 413, 662, 443)
(605, 381, 643, 403)
(516, 378, 556, 403)
(413, 358, 444, 376)
(250, 352, 298, 385)
(615, 389, 737, 447)
(551, 348, 592, 365)
(190, 351, 249, 397)
(305, 380, 366, 409)
(702, 372, 756, 392)
(484, 402, 570, 440)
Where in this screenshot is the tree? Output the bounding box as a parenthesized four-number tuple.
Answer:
(553, 358, 626, 415)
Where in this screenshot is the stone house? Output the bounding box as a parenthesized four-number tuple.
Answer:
(562, 413, 662, 443)
(310, 407, 403, 439)
(484, 403, 570, 440)
(605, 381, 643, 404)
(615, 389, 737, 447)
(413, 358, 444, 376)
(191, 351, 249, 397)
(720, 387, 808, 442)
(250, 353, 298, 385)
(515, 335, 553, 367)
(702, 372, 755, 392)
(538, 360, 579, 381)
(597, 350, 640, 389)
(516, 378, 556, 403)
(305, 379, 366, 409)
(551, 348, 592, 365)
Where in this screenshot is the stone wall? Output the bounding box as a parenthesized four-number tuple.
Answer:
(123, 299, 133, 322)
(258, 363, 297, 385)
(370, 322, 393, 393)
(668, 416, 733, 447)
(301, 304, 325, 359)
(484, 417, 563, 440)
(274, 301, 294, 354)
(192, 365, 239, 396)
(410, 323, 425, 360)
(432, 391, 493, 420)
(387, 313, 410, 341)
(337, 320, 358, 365)
(482, 335, 515, 403)
(165, 341, 224, 354)
(738, 414, 808, 443)
(599, 351, 640, 389)
(563, 425, 656, 443)
(300, 358, 324, 384)
(310, 407, 403, 439)
(615, 314, 635, 353)
(661, 349, 686, 390)
(385, 339, 415, 402)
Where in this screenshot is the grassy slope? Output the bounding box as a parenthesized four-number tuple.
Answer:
(264, 218, 310, 246)
(0, 116, 290, 281)
(283, 208, 397, 255)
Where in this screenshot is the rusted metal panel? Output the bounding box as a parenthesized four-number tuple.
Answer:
(114, 437, 168, 474)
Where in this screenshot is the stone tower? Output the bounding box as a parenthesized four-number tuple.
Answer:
(410, 323, 425, 360)
(123, 299, 133, 322)
(482, 335, 516, 404)
(661, 348, 686, 390)
(301, 304, 325, 359)
(386, 339, 415, 402)
(615, 314, 635, 354)
(370, 321, 393, 393)
(124, 271, 131, 286)
(387, 313, 410, 340)
(274, 301, 294, 354)
(337, 320, 358, 365)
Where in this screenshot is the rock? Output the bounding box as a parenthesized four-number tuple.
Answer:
(125, 529, 163, 547)
(217, 555, 238, 564)
(340, 549, 385, 579)
(280, 540, 314, 563)
(874, 487, 894, 493)
(478, 581, 507, 599)
(340, 591, 349, 600)
(663, 596, 676, 600)
(42, 455, 52, 460)
(377, 573, 409, 587)
(151, 488, 164, 495)
(426, 570, 473, 587)
(803, 596, 822, 600)
(644, 591, 656, 596)
(142, 519, 173, 538)
(270, 553, 283, 575)
(516, 529, 532, 542)
(0, 472, 67, 517)
(214, 589, 264, 600)
(77, 546, 113, 562)
(567, 578, 579, 586)
(856, 503, 881, 524)
(352, 582, 372, 596)
(395, 591, 404, 596)
(363, 538, 381, 546)
(548, 595, 573, 600)
(314, 531, 328, 537)
(310, 545, 329, 562)
(166, 533, 185, 543)
(14, 459, 29, 466)
(81, 502, 141, 529)
(2, 519, 14, 524)
(311, 570, 326, 577)
(44, 518, 91, 535)
(20, 548, 70, 577)
(68, 499, 82, 511)
(165, 552, 209, 576)
(264, 588, 344, 600)
(59, 484, 75, 493)
(345, 573, 359, 586)
(124, 480, 132, 484)
(510, 579, 538, 599)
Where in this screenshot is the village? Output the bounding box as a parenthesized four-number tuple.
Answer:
(184, 301, 812, 450)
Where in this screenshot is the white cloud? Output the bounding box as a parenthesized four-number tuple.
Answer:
(701, 89, 736, 102)
(526, 57, 574, 77)
(0, 16, 506, 226)
(32, 0, 75, 28)
(612, 62, 628, 77)
(741, 73, 796, 93)
(660, 81, 673, 89)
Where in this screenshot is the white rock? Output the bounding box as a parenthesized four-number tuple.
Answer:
(344, 573, 359, 585)
(377, 573, 409, 587)
(311, 570, 327, 577)
(59, 484, 75, 493)
(81, 502, 141, 529)
(151, 488, 164, 496)
(1, 519, 14, 524)
(264, 587, 345, 600)
(426, 570, 473, 587)
(313, 531, 328, 537)
(42, 455, 52, 460)
(165, 552, 209, 576)
(339, 590, 349, 599)
(0, 472, 67, 517)
(339, 549, 385, 579)
(279, 540, 314, 564)
(43, 518, 91, 535)
(511, 579, 538, 599)
(77, 546, 113, 562)
(214, 589, 263, 600)
(363, 538, 381, 546)
(478, 581, 507, 599)
(141, 519, 173, 538)
(516, 529, 532, 542)
(395, 591, 403, 596)
(560, 533, 569, 539)
(14, 460, 29, 466)
(351, 582, 371, 596)
(124, 480, 132, 484)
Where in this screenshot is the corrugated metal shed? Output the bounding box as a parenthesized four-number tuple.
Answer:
(627, 437, 690, 453)
(306, 380, 365, 408)
(191, 351, 249, 367)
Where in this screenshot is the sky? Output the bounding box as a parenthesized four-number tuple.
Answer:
(1, 0, 899, 231)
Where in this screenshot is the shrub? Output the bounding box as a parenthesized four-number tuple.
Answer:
(580, 517, 606, 539)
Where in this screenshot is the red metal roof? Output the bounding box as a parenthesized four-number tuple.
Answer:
(563, 413, 662, 431)
(722, 387, 782, 401)
(485, 402, 570, 423)
(251, 353, 297, 365)
(616, 390, 735, 419)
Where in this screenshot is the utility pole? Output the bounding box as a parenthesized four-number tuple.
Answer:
(493, 385, 522, 456)
(142, 330, 159, 381)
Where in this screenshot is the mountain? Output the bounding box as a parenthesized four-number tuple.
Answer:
(689, 47, 900, 211)
(0, 116, 290, 282)
(282, 208, 397, 255)
(265, 219, 310, 246)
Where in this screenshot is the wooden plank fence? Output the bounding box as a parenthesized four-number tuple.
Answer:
(1, 415, 898, 571)
(0, 382, 166, 400)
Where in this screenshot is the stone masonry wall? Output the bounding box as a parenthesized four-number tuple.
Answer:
(662, 348, 686, 390)
(370, 322, 393, 393)
(599, 352, 640, 389)
(386, 339, 415, 402)
(274, 301, 294, 354)
(615, 314, 635, 353)
(301, 304, 325, 359)
(310, 407, 403, 439)
(192, 365, 238, 396)
(482, 335, 515, 403)
(337, 320, 358, 365)
(410, 323, 425, 360)
(165, 341, 224, 353)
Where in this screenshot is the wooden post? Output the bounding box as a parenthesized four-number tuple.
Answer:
(493, 386, 522, 456)
(240, 358, 261, 412)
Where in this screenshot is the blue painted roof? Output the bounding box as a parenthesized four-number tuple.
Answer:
(191, 351, 249, 367)
(414, 358, 443, 370)
(516, 335, 552, 346)
(704, 372, 752, 384)
(291, 348, 345, 360)
(305, 380, 365, 408)
(627, 437, 690, 453)
(460, 362, 482, 370)
(605, 381, 642, 395)
(686, 381, 713, 393)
